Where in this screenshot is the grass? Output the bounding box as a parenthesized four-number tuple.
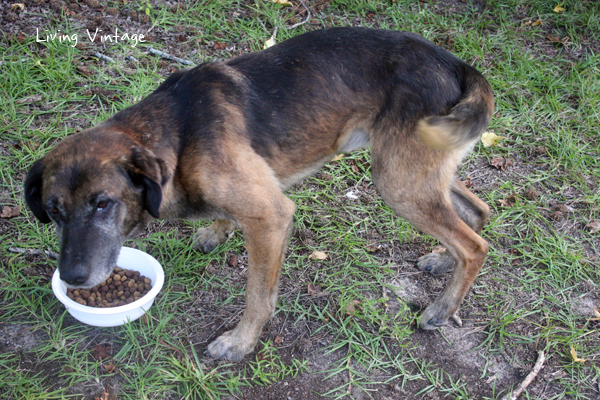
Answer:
(1, 0, 599, 399)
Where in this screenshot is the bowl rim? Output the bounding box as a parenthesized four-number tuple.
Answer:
(52, 247, 164, 315)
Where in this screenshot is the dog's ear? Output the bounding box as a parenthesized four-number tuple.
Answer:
(127, 147, 165, 219)
(24, 159, 51, 223)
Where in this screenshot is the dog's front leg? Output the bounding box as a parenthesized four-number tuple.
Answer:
(207, 196, 295, 361)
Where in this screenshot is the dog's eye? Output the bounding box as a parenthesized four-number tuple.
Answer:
(50, 207, 59, 215)
(97, 200, 109, 210)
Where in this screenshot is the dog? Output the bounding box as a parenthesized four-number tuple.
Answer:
(24, 27, 493, 361)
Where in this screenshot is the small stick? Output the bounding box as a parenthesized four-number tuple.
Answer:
(125, 55, 138, 63)
(93, 52, 115, 64)
(9, 247, 58, 260)
(148, 47, 194, 66)
(287, 0, 311, 30)
(501, 351, 546, 400)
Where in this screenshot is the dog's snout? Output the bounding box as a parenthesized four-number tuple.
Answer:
(60, 265, 90, 286)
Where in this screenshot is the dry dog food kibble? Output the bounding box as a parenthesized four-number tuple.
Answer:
(66, 267, 152, 308)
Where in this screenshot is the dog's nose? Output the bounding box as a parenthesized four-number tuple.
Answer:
(60, 265, 90, 286)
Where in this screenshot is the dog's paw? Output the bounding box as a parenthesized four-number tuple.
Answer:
(418, 303, 450, 330)
(417, 252, 455, 276)
(206, 330, 254, 362)
(193, 227, 227, 253)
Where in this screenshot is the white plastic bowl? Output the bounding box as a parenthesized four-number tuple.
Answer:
(52, 247, 164, 327)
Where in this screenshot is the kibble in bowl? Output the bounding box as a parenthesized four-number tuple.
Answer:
(52, 247, 164, 327)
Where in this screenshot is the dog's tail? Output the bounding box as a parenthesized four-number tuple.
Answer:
(417, 67, 494, 151)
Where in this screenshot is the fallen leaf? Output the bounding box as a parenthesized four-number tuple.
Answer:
(227, 254, 238, 268)
(462, 176, 473, 188)
(332, 154, 344, 162)
(264, 30, 277, 49)
(585, 221, 600, 234)
(550, 210, 564, 221)
(212, 41, 227, 50)
(271, 0, 293, 5)
(546, 35, 570, 45)
(345, 300, 361, 316)
(524, 188, 539, 200)
(570, 345, 587, 363)
(91, 344, 111, 361)
(490, 156, 506, 171)
(102, 362, 117, 373)
(591, 307, 600, 321)
(498, 194, 517, 208)
(553, 2, 565, 13)
(309, 251, 328, 260)
(307, 283, 321, 295)
(481, 131, 507, 147)
(94, 391, 110, 400)
(11, 3, 25, 12)
(365, 242, 381, 252)
(532, 19, 543, 27)
(93, 390, 116, 400)
(274, 335, 283, 345)
(76, 66, 92, 76)
(16, 95, 42, 104)
(0, 205, 20, 219)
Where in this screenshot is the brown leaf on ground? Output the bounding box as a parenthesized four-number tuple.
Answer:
(102, 362, 117, 373)
(550, 210, 564, 221)
(227, 254, 238, 268)
(547, 35, 570, 45)
(0, 205, 20, 219)
(345, 300, 361, 316)
(365, 242, 381, 252)
(498, 194, 517, 208)
(585, 221, 600, 234)
(213, 41, 227, 50)
(462, 176, 473, 188)
(76, 66, 92, 76)
(491, 156, 506, 170)
(524, 188, 539, 200)
(91, 344, 111, 360)
(307, 283, 321, 295)
(93, 390, 117, 400)
(274, 335, 283, 345)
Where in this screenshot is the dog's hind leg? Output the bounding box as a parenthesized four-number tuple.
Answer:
(417, 177, 490, 275)
(193, 219, 235, 253)
(371, 136, 488, 330)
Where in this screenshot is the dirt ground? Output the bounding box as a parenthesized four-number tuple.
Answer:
(1, 1, 599, 400)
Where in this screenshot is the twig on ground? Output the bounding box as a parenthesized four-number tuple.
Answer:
(93, 52, 115, 63)
(501, 351, 546, 400)
(148, 47, 194, 66)
(9, 247, 58, 260)
(125, 55, 139, 63)
(287, 0, 311, 29)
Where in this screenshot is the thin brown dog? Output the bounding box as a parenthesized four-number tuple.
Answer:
(24, 27, 494, 361)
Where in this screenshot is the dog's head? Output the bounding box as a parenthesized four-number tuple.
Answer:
(24, 127, 164, 288)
